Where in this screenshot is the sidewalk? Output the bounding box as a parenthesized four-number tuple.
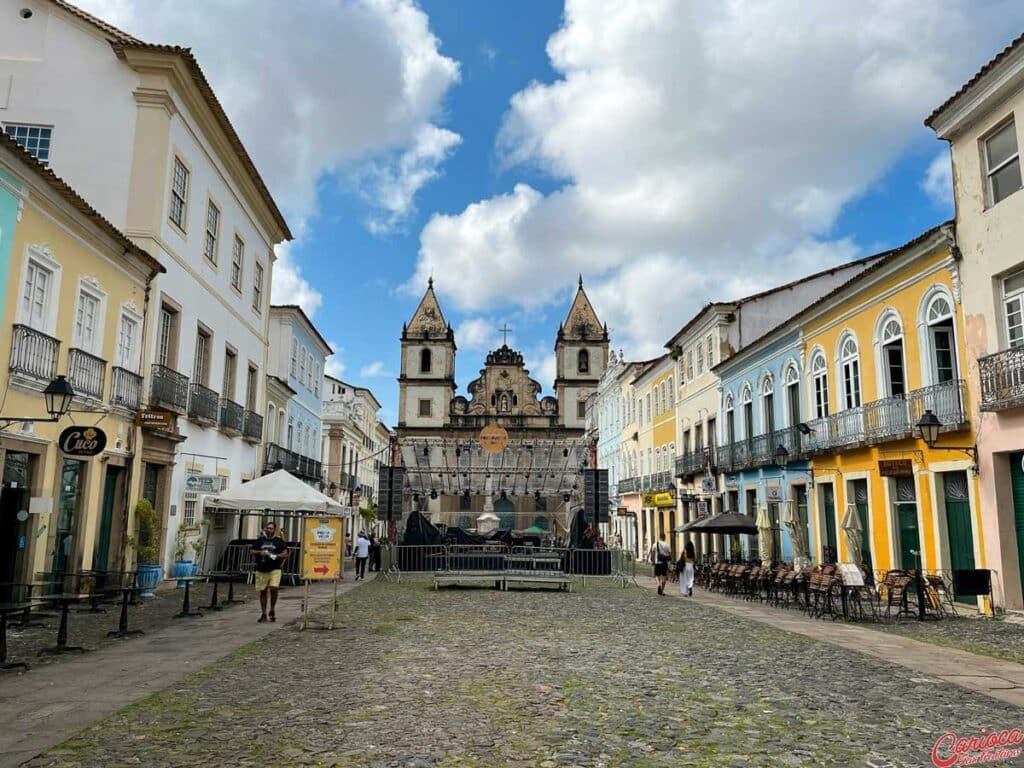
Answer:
(640, 576, 1024, 708)
(0, 578, 362, 768)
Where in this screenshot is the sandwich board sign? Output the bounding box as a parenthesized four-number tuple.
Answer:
(300, 516, 343, 631)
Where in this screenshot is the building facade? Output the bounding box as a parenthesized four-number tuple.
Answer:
(630, 355, 676, 558)
(927, 32, 1024, 610)
(592, 350, 633, 550)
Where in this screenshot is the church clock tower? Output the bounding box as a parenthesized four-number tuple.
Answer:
(555, 276, 609, 429)
(398, 279, 456, 429)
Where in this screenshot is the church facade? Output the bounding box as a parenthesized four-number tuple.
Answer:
(395, 278, 609, 532)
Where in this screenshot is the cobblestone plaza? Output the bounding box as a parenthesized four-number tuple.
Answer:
(17, 580, 1024, 768)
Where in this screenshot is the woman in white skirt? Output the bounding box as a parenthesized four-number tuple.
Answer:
(678, 540, 696, 596)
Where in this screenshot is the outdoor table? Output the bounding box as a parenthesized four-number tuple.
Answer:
(221, 573, 246, 605)
(204, 573, 226, 611)
(0, 582, 56, 628)
(107, 587, 144, 639)
(174, 577, 203, 618)
(0, 603, 31, 670)
(37, 594, 88, 655)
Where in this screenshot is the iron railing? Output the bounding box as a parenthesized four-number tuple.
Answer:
(907, 379, 967, 432)
(188, 383, 219, 424)
(150, 364, 189, 413)
(218, 397, 244, 435)
(110, 367, 142, 411)
(979, 347, 1024, 411)
(9, 324, 59, 382)
(242, 410, 263, 442)
(66, 348, 106, 400)
(617, 476, 641, 494)
(265, 442, 322, 481)
(675, 448, 713, 478)
(863, 395, 910, 442)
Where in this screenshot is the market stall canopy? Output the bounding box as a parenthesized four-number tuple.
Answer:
(205, 469, 349, 515)
(682, 512, 758, 535)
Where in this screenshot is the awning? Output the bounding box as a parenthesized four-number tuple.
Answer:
(205, 469, 350, 515)
(676, 512, 758, 535)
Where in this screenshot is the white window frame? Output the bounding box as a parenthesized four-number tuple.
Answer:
(253, 261, 264, 313)
(837, 333, 862, 410)
(874, 311, 906, 398)
(984, 118, 1021, 206)
(169, 156, 190, 231)
(761, 375, 775, 435)
(72, 280, 107, 356)
(18, 245, 62, 334)
(204, 200, 220, 264)
(740, 384, 753, 439)
(724, 393, 735, 444)
(809, 350, 829, 419)
(116, 304, 143, 372)
(3, 123, 54, 164)
(783, 362, 800, 427)
(230, 234, 244, 292)
(1003, 268, 1024, 349)
(918, 288, 960, 386)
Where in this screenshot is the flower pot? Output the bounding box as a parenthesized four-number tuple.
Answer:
(189, 561, 200, 577)
(173, 559, 193, 587)
(137, 564, 162, 598)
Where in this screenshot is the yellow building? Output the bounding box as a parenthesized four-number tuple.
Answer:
(631, 354, 677, 556)
(0, 136, 163, 584)
(797, 223, 983, 604)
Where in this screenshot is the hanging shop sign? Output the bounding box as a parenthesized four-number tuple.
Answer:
(697, 500, 709, 518)
(879, 459, 914, 477)
(642, 492, 675, 507)
(185, 474, 223, 493)
(58, 426, 107, 457)
(766, 486, 783, 503)
(478, 423, 509, 454)
(136, 410, 174, 430)
(701, 476, 717, 494)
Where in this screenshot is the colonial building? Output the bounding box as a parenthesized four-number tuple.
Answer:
(0, 134, 164, 584)
(591, 349, 634, 551)
(395, 279, 608, 534)
(0, 1, 291, 571)
(926, 32, 1024, 610)
(630, 355, 676, 558)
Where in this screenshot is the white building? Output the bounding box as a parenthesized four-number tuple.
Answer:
(0, 1, 291, 567)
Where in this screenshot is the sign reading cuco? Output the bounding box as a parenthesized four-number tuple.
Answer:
(58, 426, 106, 457)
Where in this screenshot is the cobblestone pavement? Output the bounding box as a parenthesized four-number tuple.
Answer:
(25, 580, 1024, 768)
(6, 580, 258, 668)
(871, 613, 1024, 666)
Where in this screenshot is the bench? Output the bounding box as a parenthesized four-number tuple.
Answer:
(502, 571, 573, 592)
(433, 571, 505, 590)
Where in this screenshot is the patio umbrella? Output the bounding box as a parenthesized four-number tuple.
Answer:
(840, 504, 863, 566)
(782, 500, 812, 570)
(755, 506, 773, 567)
(684, 512, 757, 535)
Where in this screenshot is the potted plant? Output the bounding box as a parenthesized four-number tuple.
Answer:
(190, 537, 205, 577)
(131, 499, 162, 597)
(172, 531, 193, 587)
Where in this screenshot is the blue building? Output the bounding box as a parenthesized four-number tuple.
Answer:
(713, 329, 816, 564)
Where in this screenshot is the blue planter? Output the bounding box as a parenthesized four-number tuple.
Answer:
(189, 562, 200, 577)
(137, 564, 162, 598)
(173, 559, 193, 588)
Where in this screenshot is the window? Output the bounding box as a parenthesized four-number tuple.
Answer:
(418, 399, 432, 417)
(74, 289, 100, 352)
(21, 259, 52, 330)
(697, 344, 704, 375)
(761, 377, 775, 435)
(231, 235, 244, 291)
(678, 359, 685, 386)
(290, 337, 298, 377)
(299, 345, 307, 385)
(660, 382, 667, 413)
(725, 394, 735, 444)
(811, 351, 829, 419)
(4, 123, 52, 163)
(578, 349, 589, 374)
(246, 364, 258, 411)
(740, 385, 753, 439)
(223, 348, 237, 400)
(707, 418, 716, 451)
(157, 305, 178, 367)
(653, 387, 660, 416)
(694, 423, 703, 450)
(204, 201, 220, 263)
(879, 315, 906, 397)
(686, 350, 693, 380)
(667, 377, 674, 408)
(117, 313, 139, 371)
(194, 328, 210, 386)
(577, 400, 587, 418)
(784, 364, 800, 426)
(925, 294, 957, 384)
(169, 156, 189, 230)
(420, 348, 432, 373)
(1004, 268, 1024, 348)
(645, 394, 651, 424)
(839, 335, 861, 409)
(984, 119, 1021, 205)
(707, 335, 714, 367)
(253, 262, 264, 312)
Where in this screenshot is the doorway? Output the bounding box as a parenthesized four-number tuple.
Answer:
(820, 483, 837, 563)
(94, 466, 124, 572)
(941, 470, 975, 604)
(893, 476, 921, 570)
(849, 479, 872, 568)
(53, 459, 85, 573)
(1011, 453, 1024, 605)
(0, 452, 33, 588)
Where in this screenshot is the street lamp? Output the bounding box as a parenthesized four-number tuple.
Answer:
(3, 375, 76, 426)
(774, 444, 789, 468)
(914, 409, 978, 473)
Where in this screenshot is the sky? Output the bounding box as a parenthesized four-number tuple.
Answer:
(80, 0, 1024, 427)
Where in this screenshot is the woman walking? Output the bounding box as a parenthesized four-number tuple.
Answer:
(678, 540, 696, 597)
(651, 534, 671, 595)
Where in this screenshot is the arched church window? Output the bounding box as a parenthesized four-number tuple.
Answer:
(420, 348, 432, 373)
(578, 349, 589, 374)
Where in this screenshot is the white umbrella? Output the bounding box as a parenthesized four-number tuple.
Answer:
(840, 504, 863, 566)
(205, 469, 349, 514)
(755, 505, 773, 567)
(782, 500, 812, 570)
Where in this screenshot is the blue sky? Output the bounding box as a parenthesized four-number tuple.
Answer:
(84, 1, 1024, 427)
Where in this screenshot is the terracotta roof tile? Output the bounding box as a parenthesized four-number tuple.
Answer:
(925, 31, 1024, 128)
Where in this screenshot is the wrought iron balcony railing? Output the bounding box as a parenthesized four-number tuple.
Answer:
(617, 476, 641, 494)
(979, 347, 1024, 411)
(66, 348, 106, 400)
(906, 379, 967, 433)
(110, 367, 142, 411)
(242, 410, 263, 442)
(150, 364, 189, 413)
(265, 442, 322, 481)
(9, 324, 59, 383)
(218, 397, 244, 435)
(675, 448, 715, 478)
(187, 383, 219, 424)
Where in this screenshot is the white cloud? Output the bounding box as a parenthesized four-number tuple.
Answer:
(455, 317, 500, 351)
(270, 241, 322, 317)
(359, 361, 392, 378)
(325, 340, 345, 380)
(409, 0, 1022, 356)
(524, 347, 557, 393)
(922, 151, 954, 209)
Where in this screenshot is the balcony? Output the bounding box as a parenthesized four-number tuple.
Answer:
(150, 364, 189, 413)
(265, 442, 322, 482)
(643, 471, 674, 492)
(242, 410, 263, 442)
(187, 383, 219, 425)
(218, 397, 244, 436)
(110, 367, 142, 411)
(617, 476, 641, 494)
(9, 324, 59, 384)
(906, 380, 968, 433)
(675, 448, 714, 478)
(66, 348, 106, 400)
(979, 347, 1024, 411)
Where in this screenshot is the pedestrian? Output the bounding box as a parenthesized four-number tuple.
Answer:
(251, 520, 288, 623)
(369, 533, 381, 572)
(650, 533, 671, 595)
(353, 530, 370, 580)
(678, 540, 695, 597)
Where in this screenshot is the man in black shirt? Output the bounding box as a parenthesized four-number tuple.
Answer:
(251, 521, 288, 622)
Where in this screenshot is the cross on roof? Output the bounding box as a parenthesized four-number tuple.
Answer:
(499, 323, 513, 346)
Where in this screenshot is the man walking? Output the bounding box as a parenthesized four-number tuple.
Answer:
(369, 533, 381, 572)
(252, 520, 288, 622)
(354, 530, 370, 580)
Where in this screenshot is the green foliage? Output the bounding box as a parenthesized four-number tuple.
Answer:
(359, 500, 377, 527)
(131, 498, 159, 565)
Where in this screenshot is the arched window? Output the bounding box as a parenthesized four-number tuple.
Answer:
(660, 382, 667, 413)
(287, 416, 294, 450)
(923, 293, 958, 384)
(578, 349, 589, 374)
(877, 313, 906, 397)
(266, 404, 276, 443)
(420, 347, 432, 373)
(784, 363, 800, 427)
(667, 377, 674, 408)
(810, 351, 829, 419)
(740, 384, 753, 439)
(761, 376, 775, 435)
(724, 393, 735, 444)
(839, 334, 861, 409)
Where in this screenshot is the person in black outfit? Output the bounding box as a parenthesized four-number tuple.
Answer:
(251, 520, 288, 622)
(368, 533, 381, 572)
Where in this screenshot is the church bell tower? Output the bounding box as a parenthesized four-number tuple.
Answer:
(554, 276, 609, 429)
(398, 279, 456, 429)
